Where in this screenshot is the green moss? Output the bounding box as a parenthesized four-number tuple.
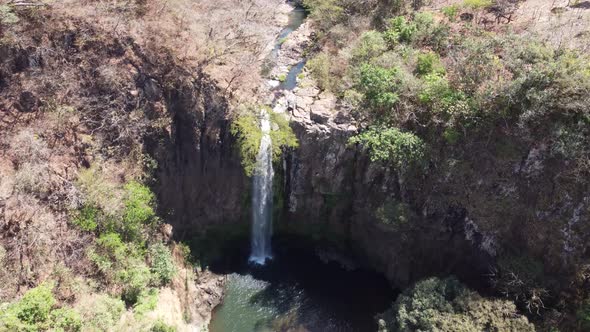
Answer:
(231, 106, 298, 177)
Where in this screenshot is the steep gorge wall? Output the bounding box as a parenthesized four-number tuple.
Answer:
(149, 77, 248, 236)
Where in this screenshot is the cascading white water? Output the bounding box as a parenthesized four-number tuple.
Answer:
(249, 110, 274, 264)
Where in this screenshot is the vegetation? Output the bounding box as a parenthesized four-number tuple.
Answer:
(349, 126, 426, 169)
(0, 283, 81, 332)
(381, 277, 534, 331)
(231, 107, 298, 176)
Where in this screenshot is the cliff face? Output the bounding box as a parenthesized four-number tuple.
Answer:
(276, 81, 589, 294)
(149, 77, 248, 235)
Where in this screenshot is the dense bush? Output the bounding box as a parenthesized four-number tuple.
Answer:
(381, 277, 534, 331)
(357, 64, 399, 111)
(0, 283, 81, 331)
(349, 125, 426, 169)
(149, 243, 176, 285)
(120, 181, 157, 242)
(302, 0, 344, 32)
(415, 51, 445, 77)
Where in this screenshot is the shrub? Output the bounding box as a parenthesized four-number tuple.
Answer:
(463, 0, 493, 10)
(442, 5, 459, 21)
(351, 31, 387, 64)
(357, 63, 399, 111)
(133, 288, 159, 316)
(302, 0, 344, 32)
(0, 283, 81, 331)
(415, 51, 445, 76)
(149, 243, 176, 285)
(77, 294, 125, 331)
(307, 52, 333, 91)
(349, 126, 426, 169)
(383, 16, 416, 47)
(13, 162, 51, 196)
(50, 308, 82, 332)
(9, 130, 50, 166)
(9, 283, 56, 327)
(121, 181, 157, 242)
(151, 319, 176, 332)
(76, 165, 123, 217)
(381, 277, 535, 331)
(118, 258, 153, 304)
(443, 127, 461, 144)
(72, 205, 100, 232)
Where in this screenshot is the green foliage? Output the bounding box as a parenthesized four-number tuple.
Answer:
(441, 5, 459, 21)
(302, 0, 344, 31)
(230, 111, 262, 177)
(88, 232, 155, 305)
(415, 51, 445, 77)
(463, 0, 493, 10)
(351, 31, 387, 64)
(118, 258, 153, 304)
(382, 277, 535, 332)
(151, 319, 176, 332)
(72, 205, 99, 232)
(231, 108, 298, 176)
(121, 181, 156, 241)
(77, 294, 125, 332)
(277, 74, 287, 82)
(149, 243, 176, 285)
(383, 16, 416, 46)
(13, 283, 55, 326)
(307, 52, 333, 91)
(50, 308, 82, 332)
(357, 63, 399, 111)
(0, 283, 81, 332)
(133, 288, 159, 316)
(349, 126, 426, 169)
(384, 13, 448, 50)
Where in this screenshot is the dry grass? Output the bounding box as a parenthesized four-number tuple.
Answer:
(50, 0, 291, 99)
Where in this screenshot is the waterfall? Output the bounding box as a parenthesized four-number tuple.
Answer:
(249, 110, 274, 264)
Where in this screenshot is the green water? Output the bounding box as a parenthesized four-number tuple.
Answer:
(209, 246, 397, 332)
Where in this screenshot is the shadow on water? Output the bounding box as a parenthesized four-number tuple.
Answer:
(208, 235, 398, 332)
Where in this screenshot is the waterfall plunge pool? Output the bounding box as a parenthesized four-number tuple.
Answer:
(208, 237, 398, 332)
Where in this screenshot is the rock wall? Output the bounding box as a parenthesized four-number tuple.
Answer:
(149, 76, 248, 236)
